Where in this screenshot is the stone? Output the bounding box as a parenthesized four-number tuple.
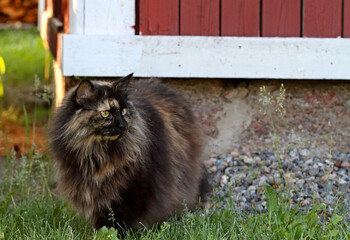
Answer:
(242, 155, 255, 165)
(224, 167, 234, 175)
(258, 176, 268, 186)
(267, 173, 283, 185)
(261, 166, 270, 174)
(254, 156, 261, 162)
(247, 186, 257, 192)
(297, 179, 305, 185)
(305, 159, 313, 165)
(229, 172, 246, 184)
(209, 166, 217, 173)
(230, 151, 240, 158)
(205, 159, 214, 167)
(300, 149, 310, 157)
(309, 167, 319, 176)
(220, 175, 228, 187)
(302, 198, 311, 207)
(289, 149, 299, 158)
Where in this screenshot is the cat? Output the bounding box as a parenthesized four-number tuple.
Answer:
(49, 73, 210, 232)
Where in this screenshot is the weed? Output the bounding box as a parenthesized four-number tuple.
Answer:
(259, 84, 286, 185)
(257, 84, 348, 239)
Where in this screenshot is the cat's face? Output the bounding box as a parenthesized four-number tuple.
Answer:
(74, 74, 133, 141)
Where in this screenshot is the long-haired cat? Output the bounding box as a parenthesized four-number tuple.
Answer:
(49, 74, 209, 231)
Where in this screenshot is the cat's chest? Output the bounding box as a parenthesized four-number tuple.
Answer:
(92, 161, 116, 184)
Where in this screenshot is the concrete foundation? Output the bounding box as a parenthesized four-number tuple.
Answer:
(163, 79, 350, 156)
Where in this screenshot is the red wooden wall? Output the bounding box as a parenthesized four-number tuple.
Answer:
(138, 0, 350, 38)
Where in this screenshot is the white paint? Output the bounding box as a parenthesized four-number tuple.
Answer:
(68, 0, 135, 35)
(37, 0, 46, 30)
(69, 0, 85, 34)
(61, 34, 142, 76)
(61, 35, 350, 79)
(84, 0, 135, 35)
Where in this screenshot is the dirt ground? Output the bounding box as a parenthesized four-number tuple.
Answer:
(0, 119, 48, 156)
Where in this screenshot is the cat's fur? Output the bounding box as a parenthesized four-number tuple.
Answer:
(49, 74, 209, 231)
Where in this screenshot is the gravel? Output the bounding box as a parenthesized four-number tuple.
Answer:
(206, 149, 350, 215)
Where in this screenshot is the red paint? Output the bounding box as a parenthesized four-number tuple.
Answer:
(180, 0, 220, 36)
(63, 0, 69, 33)
(344, 0, 350, 37)
(139, 0, 179, 35)
(221, 0, 260, 36)
(262, 0, 301, 37)
(303, 0, 342, 38)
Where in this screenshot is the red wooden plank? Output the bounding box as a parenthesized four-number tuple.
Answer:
(303, 0, 342, 38)
(180, 0, 220, 36)
(139, 0, 179, 35)
(221, 0, 260, 37)
(344, 0, 350, 37)
(262, 0, 301, 37)
(62, 0, 69, 33)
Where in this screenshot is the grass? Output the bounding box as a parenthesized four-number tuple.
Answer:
(0, 146, 349, 239)
(0, 28, 52, 88)
(0, 28, 53, 127)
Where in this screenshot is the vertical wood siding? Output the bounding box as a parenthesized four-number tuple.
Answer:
(303, 0, 342, 37)
(138, 0, 349, 38)
(180, 0, 220, 36)
(342, 0, 350, 37)
(262, 0, 301, 37)
(221, 0, 260, 37)
(139, 0, 179, 35)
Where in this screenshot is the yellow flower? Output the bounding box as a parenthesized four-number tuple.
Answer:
(0, 56, 5, 97)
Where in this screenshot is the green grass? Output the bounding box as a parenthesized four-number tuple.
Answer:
(0, 28, 52, 88)
(0, 149, 349, 240)
(0, 28, 53, 125)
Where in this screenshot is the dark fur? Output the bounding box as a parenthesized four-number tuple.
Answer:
(49, 74, 209, 231)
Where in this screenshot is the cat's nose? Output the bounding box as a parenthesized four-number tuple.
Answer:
(118, 121, 128, 131)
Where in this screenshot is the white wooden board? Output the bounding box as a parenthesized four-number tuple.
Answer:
(69, 0, 85, 34)
(84, 0, 135, 35)
(61, 35, 350, 79)
(68, 0, 135, 35)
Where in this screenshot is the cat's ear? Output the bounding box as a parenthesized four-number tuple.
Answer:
(76, 80, 96, 105)
(113, 73, 133, 89)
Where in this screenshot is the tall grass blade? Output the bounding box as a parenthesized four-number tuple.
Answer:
(22, 103, 30, 146)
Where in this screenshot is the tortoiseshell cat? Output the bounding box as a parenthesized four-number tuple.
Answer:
(49, 74, 209, 232)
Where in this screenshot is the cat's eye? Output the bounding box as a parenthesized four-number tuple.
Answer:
(121, 109, 127, 116)
(100, 111, 110, 118)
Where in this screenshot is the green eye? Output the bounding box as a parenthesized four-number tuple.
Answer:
(101, 111, 110, 118)
(121, 108, 127, 116)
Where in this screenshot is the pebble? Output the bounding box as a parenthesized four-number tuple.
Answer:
(258, 176, 268, 186)
(300, 149, 310, 157)
(229, 172, 246, 185)
(247, 186, 256, 192)
(301, 198, 311, 206)
(220, 175, 228, 187)
(206, 148, 350, 215)
(309, 167, 319, 176)
(230, 151, 240, 158)
(242, 155, 255, 165)
(209, 166, 217, 173)
(297, 179, 305, 185)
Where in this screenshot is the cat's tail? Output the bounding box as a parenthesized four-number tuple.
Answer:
(198, 164, 211, 204)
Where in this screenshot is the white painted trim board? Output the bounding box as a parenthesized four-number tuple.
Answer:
(61, 35, 350, 79)
(69, 0, 135, 35)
